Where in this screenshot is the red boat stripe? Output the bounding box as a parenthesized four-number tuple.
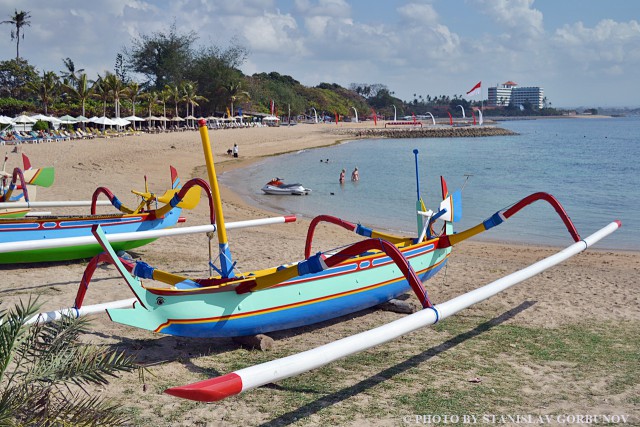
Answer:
(164, 372, 243, 402)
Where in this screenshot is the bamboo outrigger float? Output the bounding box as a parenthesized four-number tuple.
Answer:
(29, 119, 620, 400)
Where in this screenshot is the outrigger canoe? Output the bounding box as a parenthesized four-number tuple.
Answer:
(65, 120, 614, 340)
(0, 166, 205, 264)
(0, 153, 55, 218)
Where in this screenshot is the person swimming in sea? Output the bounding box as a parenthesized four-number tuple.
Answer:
(351, 167, 359, 181)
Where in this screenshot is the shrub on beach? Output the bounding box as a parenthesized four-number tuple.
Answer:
(0, 297, 138, 426)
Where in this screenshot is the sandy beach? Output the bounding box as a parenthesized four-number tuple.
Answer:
(2, 122, 638, 426)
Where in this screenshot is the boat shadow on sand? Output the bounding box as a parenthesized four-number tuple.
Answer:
(94, 299, 534, 424)
(258, 301, 536, 427)
(92, 303, 393, 368)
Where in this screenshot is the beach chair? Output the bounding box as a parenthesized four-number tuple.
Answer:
(52, 130, 71, 141)
(14, 132, 39, 144)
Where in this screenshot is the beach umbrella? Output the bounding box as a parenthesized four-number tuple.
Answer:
(0, 115, 12, 130)
(89, 116, 117, 126)
(89, 116, 117, 130)
(12, 114, 37, 130)
(58, 115, 77, 124)
(184, 115, 197, 127)
(13, 114, 37, 124)
(171, 116, 185, 121)
(42, 115, 63, 125)
(30, 114, 50, 121)
(112, 117, 131, 126)
(75, 115, 90, 123)
(123, 115, 144, 130)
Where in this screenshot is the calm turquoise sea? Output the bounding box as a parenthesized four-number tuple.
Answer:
(220, 117, 639, 251)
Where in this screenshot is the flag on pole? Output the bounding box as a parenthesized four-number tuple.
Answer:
(466, 81, 481, 97)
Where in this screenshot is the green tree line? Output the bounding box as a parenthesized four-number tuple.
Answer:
(1, 10, 562, 121)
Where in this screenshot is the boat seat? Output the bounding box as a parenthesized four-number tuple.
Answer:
(174, 279, 202, 290)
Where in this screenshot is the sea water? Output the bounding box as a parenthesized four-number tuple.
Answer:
(220, 117, 639, 251)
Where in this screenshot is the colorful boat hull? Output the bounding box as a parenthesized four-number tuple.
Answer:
(0, 208, 182, 264)
(105, 239, 450, 337)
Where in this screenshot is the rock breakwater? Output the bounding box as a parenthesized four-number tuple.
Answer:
(334, 126, 517, 139)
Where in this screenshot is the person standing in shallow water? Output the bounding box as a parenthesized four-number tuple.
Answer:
(339, 169, 345, 183)
(233, 143, 239, 158)
(351, 167, 359, 181)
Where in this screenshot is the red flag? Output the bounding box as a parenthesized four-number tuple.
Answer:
(447, 111, 453, 126)
(334, 111, 338, 125)
(371, 108, 377, 126)
(22, 153, 32, 170)
(466, 81, 481, 96)
(471, 110, 477, 125)
(270, 99, 275, 115)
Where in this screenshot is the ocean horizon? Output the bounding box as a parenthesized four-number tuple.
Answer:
(220, 117, 639, 252)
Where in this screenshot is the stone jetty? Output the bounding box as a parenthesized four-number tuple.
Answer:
(334, 125, 517, 139)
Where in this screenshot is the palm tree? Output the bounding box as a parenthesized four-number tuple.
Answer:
(25, 70, 59, 115)
(103, 72, 127, 119)
(181, 81, 208, 126)
(64, 73, 93, 119)
(157, 88, 172, 130)
(140, 91, 159, 131)
(126, 81, 142, 118)
(165, 84, 182, 118)
(141, 90, 158, 118)
(0, 297, 136, 425)
(92, 76, 110, 118)
(60, 57, 85, 85)
(1, 9, 31, 60)
(224, 81, 250, 118)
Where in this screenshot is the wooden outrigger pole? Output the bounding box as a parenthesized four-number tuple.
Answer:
(165, 220, 621, 402)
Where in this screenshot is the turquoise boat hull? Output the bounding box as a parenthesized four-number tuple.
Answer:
(106, 240, 450, 337)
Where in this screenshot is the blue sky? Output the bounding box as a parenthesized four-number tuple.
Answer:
(1, 0, 639, 108)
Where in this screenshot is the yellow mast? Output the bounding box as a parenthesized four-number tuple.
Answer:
(198, 119, 234, 277)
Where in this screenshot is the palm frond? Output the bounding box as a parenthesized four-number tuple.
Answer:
(0, 299, 138, 425)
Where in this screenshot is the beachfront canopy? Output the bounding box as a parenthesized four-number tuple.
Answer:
(123, 115, 145, 122)
(58, 115, 77, 124)
(112, 117, 131, 126)
(89, 116, 117, 126)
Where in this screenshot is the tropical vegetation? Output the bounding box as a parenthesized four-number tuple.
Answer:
(0, 298, 137, 425)
(0, 14, 564, 122)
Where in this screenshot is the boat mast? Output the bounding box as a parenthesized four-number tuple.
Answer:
(198, 119, 235, 278)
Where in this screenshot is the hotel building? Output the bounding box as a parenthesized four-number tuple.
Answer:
(488, 81, 544, 109)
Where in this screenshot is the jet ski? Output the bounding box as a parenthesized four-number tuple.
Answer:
(261, 178, 311, 195)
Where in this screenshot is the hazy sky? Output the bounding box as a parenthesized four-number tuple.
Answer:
(1, 0, 639, 108)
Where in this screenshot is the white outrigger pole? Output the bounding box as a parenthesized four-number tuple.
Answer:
(0, 200, 112, 209)
(0, 215, 296, 254)
(165, 221, 621, 402)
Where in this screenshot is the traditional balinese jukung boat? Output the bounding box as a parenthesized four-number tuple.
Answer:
(0, 153, 55, 218)
(0, 166, 206, 264)
(26, 119, 620, 402)
(54, 120, 618, 349)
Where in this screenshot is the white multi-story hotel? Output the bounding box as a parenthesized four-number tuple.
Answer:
(488, 81, 544, 108)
